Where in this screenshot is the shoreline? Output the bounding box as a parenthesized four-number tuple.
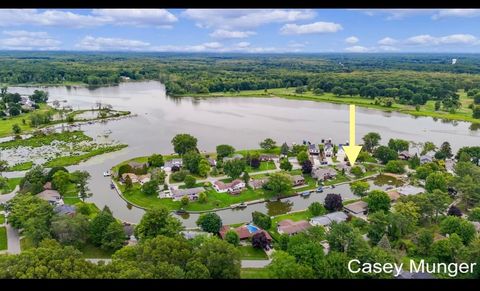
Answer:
(173, 92, 480, 125)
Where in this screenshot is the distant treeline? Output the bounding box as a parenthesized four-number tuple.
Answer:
(1, 52, 480, 107)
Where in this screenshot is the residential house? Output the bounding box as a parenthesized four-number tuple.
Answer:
(344, 200, 368, 218)
(259, 154, 277, 162)
(308, 144, 320, 156)
(171, 187, 205, 201)
(128, 161, 148, 171)
(54, 204, 76, 216)
(277, 219, 312, 235)
(420, 154, 433, 164)
(37, 189, 63, 205)
(213, 179, 246, 194)
(219, 224, 272, 242)
(291, 175, 305, 187)
(336, 162, 351, 173)
(312, 168, 337, 181)
(396, 185, 425, 196)
(336, 144, 346, 161)
(121, 173, 151, 185)
(324, 144, 334, 157)
(250, 178, 269, 190)
(43, 181, 53, 190)
(121, 173, 139, 183)
(207, 158, 217, 167)
(223, 154, 244, 163)
(163, 158, 183, 171)
(386, 190, 401, 202)
(399, 151, 412, 160)
(310, 211, 348, 227)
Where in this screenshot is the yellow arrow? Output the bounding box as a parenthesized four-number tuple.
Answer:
(343, 105, 363, 165)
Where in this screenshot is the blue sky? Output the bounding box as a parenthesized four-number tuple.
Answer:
(1, 9, 480, 53)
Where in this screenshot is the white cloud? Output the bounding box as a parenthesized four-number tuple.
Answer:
(91, 9, 177, 28)
(378, 45, 399, 51)
(280, 22, 343, 35)
(182, 9, 315, 29)
(406, 34, 478, 46)
(209, 29, 256, 39)
(0, 30, 61, 50)
(432, 9, 480, 19)
(236, 42, 251, 48)
(355, 9, 437, 20)
(0, 9, 176, 28)
(202, 42, 223, 49)
(76, 36, 150, 51)
(345, 36, 359, 44)
(288, 41, 309, 48)
(344, 45, 371, 53)
(378, 37, 398, 45)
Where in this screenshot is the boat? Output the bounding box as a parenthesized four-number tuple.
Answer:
(231, 202, 247, 209)
(300, 191, 311, 197)
(110, 182, 115, 189)
(103, 171, 111, 177)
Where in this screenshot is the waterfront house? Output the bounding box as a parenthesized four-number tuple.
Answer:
(37, 189, 63, 205)
(310, 211, 348, 227)
(163, 159, 183, 171)
(291, 175, 305, 186)
(312, 168, 337, 181)
(396, 185, 425, 196)
(213, 179, 246, 194)
(309, 144, 320, 156)
(171, 187, 205, 201)
(128, 161, 148, 171)
(324, 144, 334, 157)
(399, 151, 412, 160)
(344, 201, 368, 218)
(277, 219, 312, 235)
(250, 178, 269, 190)
(223, 154, 244, 163)
(420, 154, 433, 164)
(121, 173, 151, 185)
(219, 224, 272, 242)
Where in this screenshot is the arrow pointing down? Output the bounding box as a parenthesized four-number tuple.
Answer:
(343, 105, 363, 165)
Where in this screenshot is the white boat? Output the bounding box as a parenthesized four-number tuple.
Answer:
(103, 171, 111, 177)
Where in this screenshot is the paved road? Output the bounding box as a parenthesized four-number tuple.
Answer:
(0, 185, 19, 204)
(241, 259, 272, 268)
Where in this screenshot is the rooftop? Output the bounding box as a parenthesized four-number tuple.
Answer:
(397, 185, 425, 196)
(277, 219, 312, 235)
(344, 200, 368, 214)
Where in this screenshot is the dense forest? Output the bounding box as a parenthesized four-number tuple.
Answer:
(1, 52, 480, 108)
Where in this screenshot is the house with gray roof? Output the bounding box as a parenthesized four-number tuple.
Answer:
(396, 185, 425, 196)
(310, 211, 348, 227)
(312, 167, 337, 181)
(54, 204, 76, 216)
(171, 187, 205, 201)
(37, 189, 63, 205)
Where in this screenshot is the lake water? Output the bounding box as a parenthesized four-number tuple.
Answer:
(9, 81, 480, 227)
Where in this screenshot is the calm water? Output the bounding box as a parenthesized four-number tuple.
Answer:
(9, 81, 480, 227)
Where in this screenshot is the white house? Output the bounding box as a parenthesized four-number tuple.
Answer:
(213, 179, 246, 194)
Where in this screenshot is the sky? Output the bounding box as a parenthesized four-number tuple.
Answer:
(1, 9, 480, 53)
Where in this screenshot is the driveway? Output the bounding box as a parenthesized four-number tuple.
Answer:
(0, 185, 19, 204)
(241, 259, 272, 268)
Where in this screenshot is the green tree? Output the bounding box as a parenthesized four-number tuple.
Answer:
(473, 106, 480, 119)
(184, 175, 196, 188)
(264, 172, 292, 196)
(385, 160, 406, 174)
(350, 181, 370, 197)
(453, 161, 480, 207)
(181, 195, 189, 206)
(327, 222, 369, 257)
(223, 159, 246, 179)
(425, 172, 447, 193)
(430, 233, 463, 263)
(377, 234, 392, 251)
(388, 139, 409, 152)
(279, 158, 292, 171)
(267, 251, 315, 279)
(52, 170, 71, 196)
(362, 132, 381, 152)
(242, 171, 250, 186)
(198, 159, 211, 177)
(225, 230, 240, 246)
(367, 211, 390, 244)
(198, 192, 207, 203)
(280, 142, 289, 156)
(308, 202, 325, 216)
(468, 207, 480, 222)
(12, 123, 21, 135)
(409, 154, 420, 169)
(89, 206, 116, 246)
(148, 154, 164, 167)
(195, 237, 241, 279)
(51, 214, 89, 248)
(171, 134, 198, 155)
(252, 211, 272, 230)
(373, 146, 398, 164)
(296, 151, 309, 164)
(124, 175, 133, 190)
(196, 213, 222, 233)
(350, 166, 363, 178)
(416, 229, 434, 256)
(421, 141, 436, 155)
(259, 138, 276, 151)
(19, 165, 47, 194)
(101, 221, 126, 251)
(366, 190, 391, 213)
(71, 170, 91, 201)
(182, 150, 202, 174)
(135, 207, 184, 240)
(141, 180, 158, 196)
(216, 144, 235, 159)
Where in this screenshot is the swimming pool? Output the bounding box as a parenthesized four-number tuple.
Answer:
(246, 224, 259, 233)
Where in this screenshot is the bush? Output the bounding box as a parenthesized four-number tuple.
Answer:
(385, 160, 406, 174)
(252, 211, 272, 230)
(184, 175, 196, 188)
(171, 170, 189, 182)
(252, 232, 269, 249)
(447, 205, 462, 217)
(196, 213, 222, 233)
(225, 230, 240, 246)
(468, 207, 480, 222)
(308, 202, 326, 216)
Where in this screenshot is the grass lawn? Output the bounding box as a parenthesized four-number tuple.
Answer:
(79, 243, 114, 258)
(240, 268, 271, 279)
(44, 144, 128, 167)
(323, 173, 351, 186)
(8, 161, 33, 171)
(0, 104, 55, 138)
(271, 210, 313, 227)
(64, 197, 82, 205)
(236, 147, 281, 157)
(118, 181, 267, 211)
(245, 161, 276, 173)
(0, 227, 6, 250)
(185, 88, 479, 124)
(1, 177, 22, 194)
(0, 214, 4, 224)
(238, 245, 269, 260)
(20, 237, 35, 251)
